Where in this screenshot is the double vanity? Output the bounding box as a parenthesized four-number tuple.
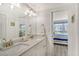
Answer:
(0, 36, 47, 56)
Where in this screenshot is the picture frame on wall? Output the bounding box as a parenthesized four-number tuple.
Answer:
(10, 22, 15, 26)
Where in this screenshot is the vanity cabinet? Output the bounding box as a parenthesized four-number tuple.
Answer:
(21, 39, 47, 56)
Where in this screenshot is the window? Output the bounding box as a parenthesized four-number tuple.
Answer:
(54, 20, 68, 35)
(19, 24, 26, 37)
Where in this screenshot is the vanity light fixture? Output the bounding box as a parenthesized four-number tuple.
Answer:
(23, 4, 37, 16)
(24, 10, 32, 16)
(28, 10, 37, 16)
(28, 12, 37, 16)
(29, 10, 33, 16)
(24, 9, 30, 15)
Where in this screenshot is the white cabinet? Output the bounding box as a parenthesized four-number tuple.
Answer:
(21, 39, 46, 56)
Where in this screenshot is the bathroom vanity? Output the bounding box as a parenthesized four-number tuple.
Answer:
(0, 36, 47, 56)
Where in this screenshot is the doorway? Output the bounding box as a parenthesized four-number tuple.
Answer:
(51, 11, 69, 56)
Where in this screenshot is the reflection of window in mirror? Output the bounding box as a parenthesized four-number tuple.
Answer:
(19, 24, 26, 37)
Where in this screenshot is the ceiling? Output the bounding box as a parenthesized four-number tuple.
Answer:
(0, 3, 75, 17)
(27, 3, 75, 12)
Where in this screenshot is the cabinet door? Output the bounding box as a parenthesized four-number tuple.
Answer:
(22, 39, 46, 56)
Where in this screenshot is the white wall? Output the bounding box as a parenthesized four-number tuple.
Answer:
(68, 4, 79, 56)
(51, 4, 79, 56)
(53, 10, 68, 21)
(36, 12, 51, 35)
